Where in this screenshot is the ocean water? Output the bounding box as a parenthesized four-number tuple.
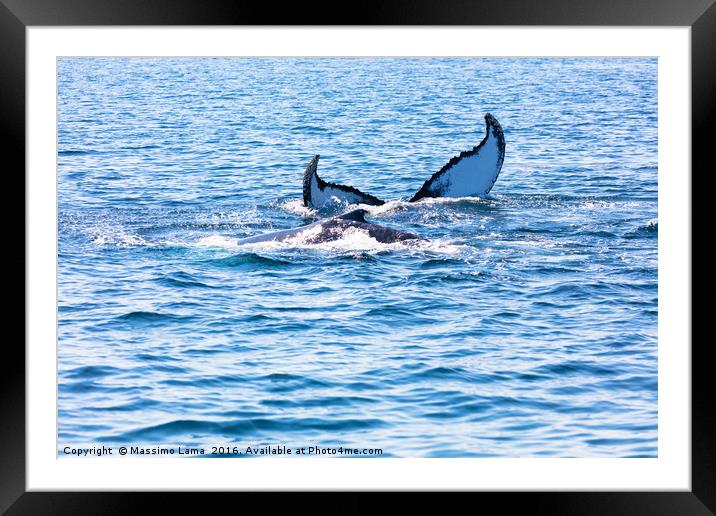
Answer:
(57, 57, 658, 458)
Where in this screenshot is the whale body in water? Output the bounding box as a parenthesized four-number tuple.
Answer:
(238, 209, 421, 245)
(302, 113, 505, 209)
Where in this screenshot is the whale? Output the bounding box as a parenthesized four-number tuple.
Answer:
(302, 155, 385, 208)
(410, 113, 505, 202)
(237, 209, 422, 245)
(302, 113, 505, 209)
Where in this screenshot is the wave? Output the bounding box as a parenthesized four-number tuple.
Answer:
(624, 219, 658, 239)
(408, 366, 508, 384)
(531, 361, 616, 377)
(419, 258, 467, 269)
(59, 149, 100, 156)
(102, 311, 200, 329)
(116, 311, 181, 321)
(155, 272, 215, 289)
(88, 398, 162, 413)
(101, 416, 387, 443)
(62, 364, 124, 380)
(207, 252, 293, 269)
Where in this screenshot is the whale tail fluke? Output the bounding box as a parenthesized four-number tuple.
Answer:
(409, 113, 505, 202)
(302, 155, 385, 209)
(301, 113, 505, 208)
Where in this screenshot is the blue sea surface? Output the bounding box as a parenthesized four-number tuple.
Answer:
(57, 57, 658, 457)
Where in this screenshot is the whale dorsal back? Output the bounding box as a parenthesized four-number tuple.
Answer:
(336, 209, 369, 223)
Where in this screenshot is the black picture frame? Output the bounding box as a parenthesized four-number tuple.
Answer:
(4, 0, 710, 513)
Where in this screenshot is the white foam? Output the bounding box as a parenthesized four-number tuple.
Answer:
(194, 207, 262, 228)
(279, 199, 317, 217)
(291, 223, 327, 244)
(195, 234, 240, 249)
(361, 199, 410, 216)
(305, 226, 391, 251)
(236, 225, 467, 257)
(87, 223, 147, 248)
(410, 195, 491, 206)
